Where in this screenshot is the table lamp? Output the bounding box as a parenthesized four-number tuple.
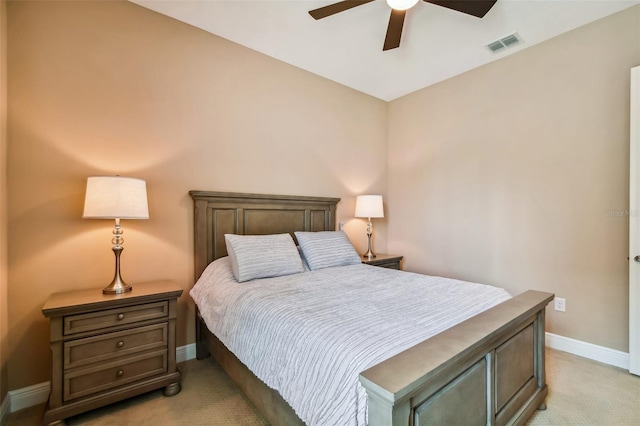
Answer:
(82, 176, 149, 294)
(355, 195, 384, 259)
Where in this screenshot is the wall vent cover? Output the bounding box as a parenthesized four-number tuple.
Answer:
(486, 32, 523, 54)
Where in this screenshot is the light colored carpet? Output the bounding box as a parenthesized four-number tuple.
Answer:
(526, 349, 640, 425)
(5, 348, 640, 425)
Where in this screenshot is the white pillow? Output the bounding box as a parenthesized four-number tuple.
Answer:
(294, 231, 362, 271)
(224, 233, 304, 282)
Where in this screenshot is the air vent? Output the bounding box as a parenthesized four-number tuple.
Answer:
(485, 32, 523, 54)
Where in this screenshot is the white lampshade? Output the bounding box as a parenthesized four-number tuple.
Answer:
(386, 0, 419, 11)
(83, 176, 149, 219)
(355, 195, 384, 219)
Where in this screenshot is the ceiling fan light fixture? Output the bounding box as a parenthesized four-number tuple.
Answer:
(386, 0, 419, 11)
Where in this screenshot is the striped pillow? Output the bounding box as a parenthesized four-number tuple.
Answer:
(225, 233, 305, 282)
(298, 246, 311, 272)
(295, 231, 362, 271)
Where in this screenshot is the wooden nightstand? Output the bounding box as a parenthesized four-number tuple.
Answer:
(41, 281, 183, 425)
(362, 253, 403, 270)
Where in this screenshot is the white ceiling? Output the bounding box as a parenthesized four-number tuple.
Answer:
(131, 0, 639, 101)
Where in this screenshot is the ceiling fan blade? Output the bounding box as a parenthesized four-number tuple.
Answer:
(425, 0, 497, 18)
(383, 9, 406, 51)
(309, 0, 375, 20)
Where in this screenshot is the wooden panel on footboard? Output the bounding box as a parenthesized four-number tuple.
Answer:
(360, 290, 554, 426)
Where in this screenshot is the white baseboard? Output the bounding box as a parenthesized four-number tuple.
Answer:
(546, 332, 630, 370)
(176, 343, 197, 363)
(1, 391, 10, 425)
(8, 381, 49, 413)
(5, 344, 198, 414)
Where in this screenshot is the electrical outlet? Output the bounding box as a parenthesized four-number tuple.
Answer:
(339, 222, 344, 231)
(554, 297, 566, 312)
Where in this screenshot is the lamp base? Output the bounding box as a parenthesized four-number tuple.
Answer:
(103, 245, 133, 294)
(362, 251, 376, 260)
(363, 227, 376, 260)
(103, 280, 132, 294)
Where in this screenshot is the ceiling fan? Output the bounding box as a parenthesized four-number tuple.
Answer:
(309, 0, 497, 51)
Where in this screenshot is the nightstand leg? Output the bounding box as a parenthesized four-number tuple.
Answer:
(163, 382, 181, 396)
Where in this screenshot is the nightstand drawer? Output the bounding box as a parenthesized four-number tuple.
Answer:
(64, 323, 168, 369)
(64, 301, 169, 335)
(64, 349, 168, 401)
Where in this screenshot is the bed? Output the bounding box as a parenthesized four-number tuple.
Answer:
(189, 190, 553, 426)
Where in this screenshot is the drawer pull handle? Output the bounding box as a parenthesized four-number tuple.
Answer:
(117, 370, 124, 377)
(117, 341, 124, 348)
(117, 313, 125, 320)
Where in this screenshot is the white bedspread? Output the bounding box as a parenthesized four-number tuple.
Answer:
(190, 258, 511, 426)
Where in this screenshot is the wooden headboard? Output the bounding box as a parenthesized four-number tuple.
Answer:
(189, 191, 340, 279)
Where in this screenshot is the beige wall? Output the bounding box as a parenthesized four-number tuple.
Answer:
(388, 6, 640, 352)
(6, 0, 387, 390)
(1, 0, 8, 404)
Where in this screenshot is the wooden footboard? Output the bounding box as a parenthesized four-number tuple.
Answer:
(360, 290, 554, 426)
(196, 290, 553, 426)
